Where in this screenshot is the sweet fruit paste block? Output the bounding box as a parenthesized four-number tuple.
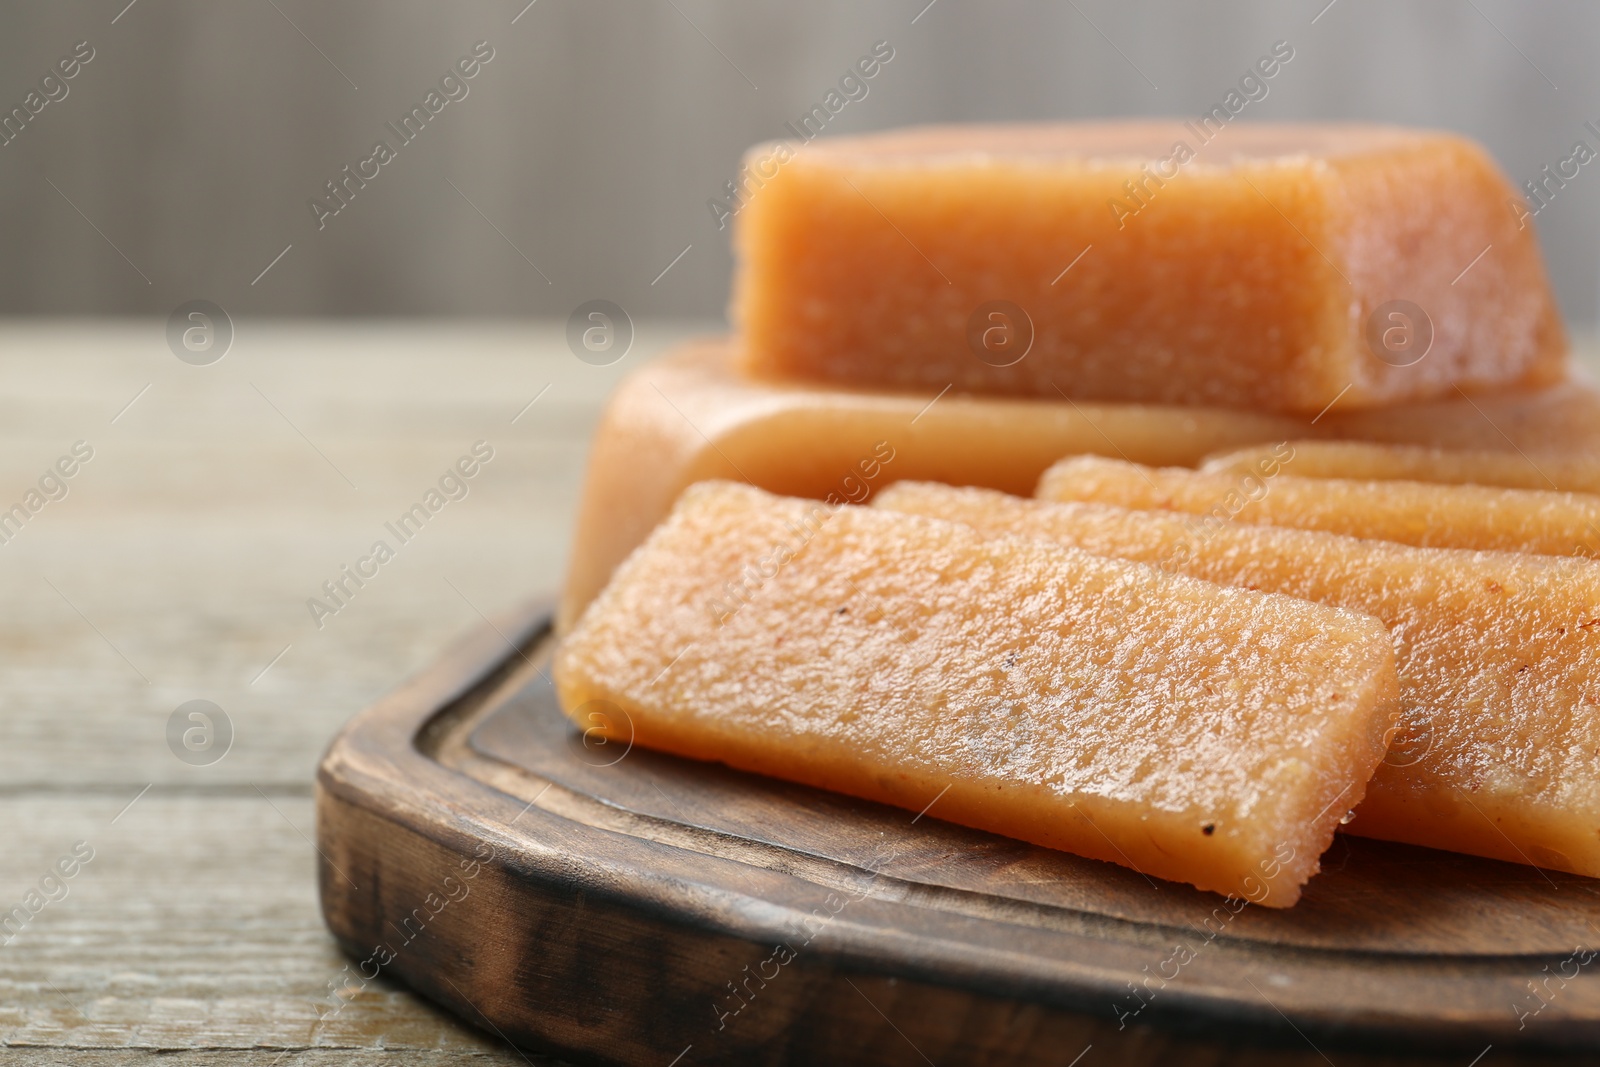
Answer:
(1205, 440, 1600, 494)
(1038, 455, 1600, 559)
(558, 337, 1309, 630)
(556, 481, 1400, 905)
(732, 122, 1567, 413)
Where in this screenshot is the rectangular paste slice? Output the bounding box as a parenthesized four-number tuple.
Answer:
(556, 481, 1399, 906)
(560, 341, 1600, 632)
(558, 336, 1311, 631)
(1205, 440, 1600, 494)
(877, 481, 1600, 877)
(1037, 455, 1600, 559)
(732, 121, 1567, 414)
(1317, 377, 1600, 454)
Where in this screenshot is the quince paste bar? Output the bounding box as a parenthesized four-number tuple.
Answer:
(877, 481, 1600, 878)
(1205, 440, 1600, 495)
(561, 340, 1600, 631)
(555, 481, 1399, 905)
(1038, 455, 1600, 558)
(732, 122, 1567, 414)
(558, 337, 1307, 630)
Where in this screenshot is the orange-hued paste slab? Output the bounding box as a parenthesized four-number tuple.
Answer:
(558, 337, 1308, 630)
(878, 482, 1600, 878)
(1206, 440, 1600, 494)
(732, 122, 1567, 414)
(1037, 455, 1600, 559)
(556, 482, 1399, 905)
(1316, 377, 1600, 453)
(561, 341, 1597, 631)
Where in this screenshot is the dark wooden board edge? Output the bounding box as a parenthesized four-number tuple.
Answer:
(314, 600, 1597, 1065)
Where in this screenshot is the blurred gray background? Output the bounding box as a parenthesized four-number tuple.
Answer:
(1, 0, 1597, 326)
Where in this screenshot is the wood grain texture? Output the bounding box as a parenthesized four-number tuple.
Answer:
(0, 321, 724, 1065)
(0, 792, 518, 1057)
(319, 599, 1600, 1065)
(4, 323, 1598, 1066)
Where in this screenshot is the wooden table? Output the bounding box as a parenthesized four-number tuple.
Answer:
(1, 322, 1595, 1066)
(0, 320, 707, 1066)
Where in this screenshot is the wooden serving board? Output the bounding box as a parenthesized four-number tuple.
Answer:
(316, 600, 1600, 1066)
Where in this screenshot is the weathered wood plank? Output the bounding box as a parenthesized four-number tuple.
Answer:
(0, 322, 705, 1062)
(0, 1055, 537, 1066)
(0, 793, 564, 1059)
(0, 321, 704, 791)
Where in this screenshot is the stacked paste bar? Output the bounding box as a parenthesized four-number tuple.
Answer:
(1204, 440, 1600, 494)
(558, 338, 1309, 630)
(559, 339, 1600, 630)
(555, 482, 1399, 905)
(1314, 377, 1600, 453)
(1038, 455, 1600, 558)
(876, 481, 1600, 877)
(732, 122, 1567, 413)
